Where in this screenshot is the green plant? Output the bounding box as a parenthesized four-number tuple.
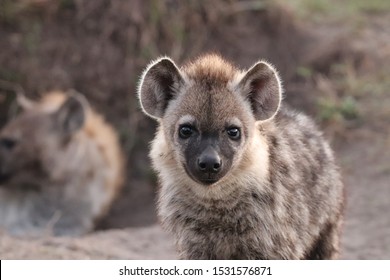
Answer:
(317, 96, 359, 122)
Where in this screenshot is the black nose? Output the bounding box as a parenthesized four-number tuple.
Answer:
(197, 148, 222, 174)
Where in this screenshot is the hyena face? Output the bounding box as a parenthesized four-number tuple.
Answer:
(0, 95, 85, 188)
(166, 86, 250, 185)
(139, 54, 282, 186)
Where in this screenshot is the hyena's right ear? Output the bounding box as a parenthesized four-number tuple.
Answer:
(138, 57, 184, 119)
(53, 94, 87, 136)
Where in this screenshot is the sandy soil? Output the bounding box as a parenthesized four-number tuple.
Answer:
(340, 130, 390, 259)
(0, 225, 176, 259)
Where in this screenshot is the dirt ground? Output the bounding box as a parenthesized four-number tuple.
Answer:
(0, 0, 389, 259)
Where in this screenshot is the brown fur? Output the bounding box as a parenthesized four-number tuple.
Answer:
(138, 54, 344, 259)
(0, 91, 124, 236)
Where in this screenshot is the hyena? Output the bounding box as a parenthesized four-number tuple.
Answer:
(0, 91, 124, 236)
(138, 54, 344, 259)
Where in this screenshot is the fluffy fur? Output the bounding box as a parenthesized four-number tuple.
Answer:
(138, 54, 344, 259)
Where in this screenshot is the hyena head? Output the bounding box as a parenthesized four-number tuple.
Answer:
(139, 54, 282, 186)
(0, 92, 86, 188)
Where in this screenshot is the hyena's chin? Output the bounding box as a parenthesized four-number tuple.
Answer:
(196, 176, 221, 186)
(191, 175, 222, 186)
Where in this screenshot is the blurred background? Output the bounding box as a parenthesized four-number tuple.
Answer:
(0, 0, 389, 259)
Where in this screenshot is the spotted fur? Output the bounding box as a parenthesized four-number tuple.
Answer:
(138, 54, 344, 259)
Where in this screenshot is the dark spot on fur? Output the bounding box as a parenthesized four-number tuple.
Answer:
(280, 163, 290, 176)
(303, 130, 316, 141)
(315, 146, 327, 169)
(252, 192, 260, 200)
(252, 191, 275, 208)
(269, 135, 279, 148)
(304, 223, 338, 259)
(311, 170, 318, 183)
(301, 136, 310, 146)
(271, 233, 283, 248)
(205, 80, 213, 91)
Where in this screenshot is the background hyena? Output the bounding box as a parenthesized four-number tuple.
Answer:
(138, 54, 344, 259)
(0, 91, 124, 236)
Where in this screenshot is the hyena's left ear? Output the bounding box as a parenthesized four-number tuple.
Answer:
(54, 94, 87, 135)
(237, 61, 282, 121)
(138, 57, 184, 119)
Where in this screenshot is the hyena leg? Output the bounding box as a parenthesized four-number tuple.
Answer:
(305, 221, 341, 260)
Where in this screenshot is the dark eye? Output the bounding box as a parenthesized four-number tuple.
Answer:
(0, 137, 17, 150)
(226, 127, 241, 140)
(179, 125, 194, 139)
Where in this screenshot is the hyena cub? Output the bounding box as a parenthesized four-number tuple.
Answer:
(0, 91, 124, 236)
(138, 54, 344, 259)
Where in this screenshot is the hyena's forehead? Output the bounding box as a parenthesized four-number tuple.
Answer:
(1, 111, 50, 138)
(2, 113, 35, 133)
(170, 84, 251, 132)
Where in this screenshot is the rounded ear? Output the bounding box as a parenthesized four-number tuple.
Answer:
(54, 94, 87, 135)
(10, 93, 37, 120)
(238, 61, 282, 121)
(16, 93, 37, 111)
(138, 57, 184, 119)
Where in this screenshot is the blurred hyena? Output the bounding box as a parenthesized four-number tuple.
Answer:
(138, 54, 344, 259)
(0, 91, 124, 236)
